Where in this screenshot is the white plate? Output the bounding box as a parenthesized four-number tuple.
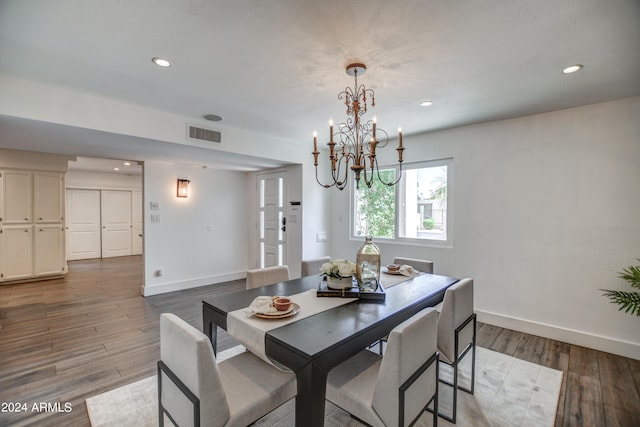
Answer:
(255, 303, 300, 319)
(382, 267, 403, 275)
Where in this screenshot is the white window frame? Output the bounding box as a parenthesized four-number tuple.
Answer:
(350, 158, 453, 248)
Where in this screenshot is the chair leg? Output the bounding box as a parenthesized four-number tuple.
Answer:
(456, 344, 475, 395)
(456, 316, 477, 395)
(436, 359, 458, 423)
(433, 361, 439, 427)
(158, 363, 164, 427)
(452, 360, 458, 424)
(438, 314, 476, 423)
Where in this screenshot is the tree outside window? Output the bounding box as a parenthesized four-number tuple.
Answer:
(352, 160, 450, 244)
(353, 169, 396, 238)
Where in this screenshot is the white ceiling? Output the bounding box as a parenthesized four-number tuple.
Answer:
(1, 0, 639, 169)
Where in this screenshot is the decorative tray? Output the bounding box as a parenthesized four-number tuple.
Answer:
(317, 279, 385, 302)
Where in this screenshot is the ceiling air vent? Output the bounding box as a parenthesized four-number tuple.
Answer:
(187, 124, 222, 144)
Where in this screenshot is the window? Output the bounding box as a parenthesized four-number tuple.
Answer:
(353, 169, 396, 238)
(352, 159, 451, 245)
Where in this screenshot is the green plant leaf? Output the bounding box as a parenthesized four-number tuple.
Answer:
(618, 259, 640, 290)
(600, 289, 640, 316)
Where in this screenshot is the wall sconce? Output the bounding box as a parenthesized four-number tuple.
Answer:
(177, 179, 190, 198)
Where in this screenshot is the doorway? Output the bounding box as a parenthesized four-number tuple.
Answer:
(256, 170, 287, 268)
(65, 157, 143, 261)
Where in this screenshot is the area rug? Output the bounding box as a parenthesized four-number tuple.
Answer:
(86, 345, 562, 427)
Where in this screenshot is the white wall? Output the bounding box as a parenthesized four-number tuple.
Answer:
(329, 97, 640, 359)
(143, 161, 250, 295)
(0, 148, 73, 171)
(0, 74, 305, 164)
(66, 170, 142, 191)
(302, 158, 332, 261)
(0, 75, 334, 293)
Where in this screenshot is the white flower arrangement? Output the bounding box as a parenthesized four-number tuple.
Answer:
(321, 259, 356, 278)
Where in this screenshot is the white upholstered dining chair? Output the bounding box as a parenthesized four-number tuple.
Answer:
(157, 313, 296, 427)
(436, 278, 476, 423)
(393, 257, 434, 274)
(301, 256, 331, 276)
(372, 257, 434, 355)
(326, 308, 440, 427)
(245, 265, 290, 289)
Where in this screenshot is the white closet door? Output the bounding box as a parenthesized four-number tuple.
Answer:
(101, 190, 132, 258)
(66, 189, 101, 260)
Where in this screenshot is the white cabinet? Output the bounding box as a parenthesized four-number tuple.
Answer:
(35, 172, 64, 223)
(0, 225, 33, 281)
(0, 170, 66, 283)
(1, 171, 32, 224)
(35, 225, 65, 276)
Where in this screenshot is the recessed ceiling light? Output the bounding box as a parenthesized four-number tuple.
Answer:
(562, 64, 583, 74)
(203, 114, 223, 122)
(113, 167, 120, 171)
(123, 162, 131, 166)
(420, 100, 434, 107)
(152, 57, 171, 67)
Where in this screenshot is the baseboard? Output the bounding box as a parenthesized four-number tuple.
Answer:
(142, 271, 246, 296)
(477, 310, 640, 360)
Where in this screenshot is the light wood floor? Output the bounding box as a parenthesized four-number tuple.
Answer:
(1, 256, 638, 426)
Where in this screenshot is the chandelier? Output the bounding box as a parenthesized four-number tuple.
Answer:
(312, 63, 404, 190)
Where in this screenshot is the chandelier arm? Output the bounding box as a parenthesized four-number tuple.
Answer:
(373, 157, 404, 187)
(332, 152, 354, 188)
(361, 162, 375, 188)
(314, 165, 335, 188)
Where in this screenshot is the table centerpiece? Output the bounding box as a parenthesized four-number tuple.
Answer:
(321, 259, 356, 289)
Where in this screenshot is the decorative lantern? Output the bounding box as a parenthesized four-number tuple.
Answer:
(356, 236, 381, 292)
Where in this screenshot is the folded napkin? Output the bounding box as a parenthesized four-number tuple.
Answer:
(245, 296, 278, 316)
(399, 264, 419, 277)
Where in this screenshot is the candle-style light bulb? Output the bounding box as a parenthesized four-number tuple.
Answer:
(372, 115, 377, 140)
(329, 118, 334, 143)
(398, 127, 403, 148)
(313, 130, 318, 151)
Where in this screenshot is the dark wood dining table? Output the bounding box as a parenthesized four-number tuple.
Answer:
(202, 272, 459, 427)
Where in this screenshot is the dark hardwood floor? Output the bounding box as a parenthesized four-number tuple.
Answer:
(1, 256, 638, 426)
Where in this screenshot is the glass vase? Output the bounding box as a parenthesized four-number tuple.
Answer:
(356, 236, 380, 292)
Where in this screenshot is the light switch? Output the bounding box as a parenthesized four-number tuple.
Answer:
(316, 232, 327, 242)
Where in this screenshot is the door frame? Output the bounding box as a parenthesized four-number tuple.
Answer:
(255, 169, 288, 269)
(249, 165, 303, 278)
